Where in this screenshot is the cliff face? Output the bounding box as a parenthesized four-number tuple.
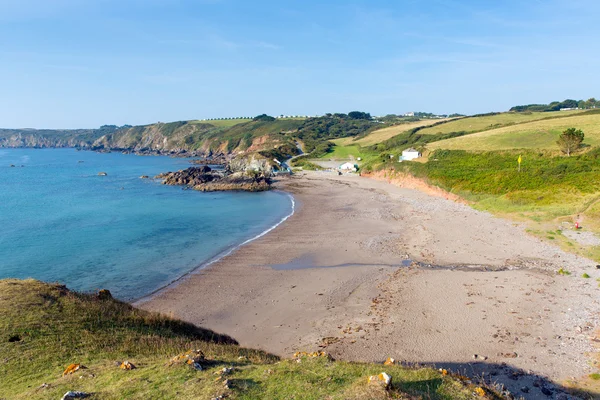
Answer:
(0, 129, 102, 149)
(92, 122, 209, 153)
(0, 119, 302, 159)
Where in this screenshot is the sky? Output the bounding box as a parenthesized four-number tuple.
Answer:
(1, 0, 600, 128)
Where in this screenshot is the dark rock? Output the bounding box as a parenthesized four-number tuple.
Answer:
(156, 167, 270, 192)
(520, 386, 529, 393)
(8, 334, 21, 342)
(9, 164, 15, 167)
(140, 175, 149, 179)
(540, 386, 553, 396)
(61, 391, 90, 400)
(97, 289, 113, 300)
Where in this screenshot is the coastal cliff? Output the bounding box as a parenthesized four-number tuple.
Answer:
(0, 119, 303, 160)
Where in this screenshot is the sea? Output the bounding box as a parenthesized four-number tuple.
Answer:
(0, 148, 293, 300)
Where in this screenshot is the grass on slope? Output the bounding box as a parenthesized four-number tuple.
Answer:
(418, 110, 585, 137)
(428, 111, 600, 151)
(348, 119, 452, 146)
(390, 148, 600, 261)
(0, 279, 497, 400)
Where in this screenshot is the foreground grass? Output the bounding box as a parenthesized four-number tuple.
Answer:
(0, 279, 497, 399)
(429, 111, 600, 151)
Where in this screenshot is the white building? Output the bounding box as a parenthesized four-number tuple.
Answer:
(339, 162, 358, 172)
(400, 148, 421, 161)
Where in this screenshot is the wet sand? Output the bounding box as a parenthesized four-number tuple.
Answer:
(137, 171, 600, 399)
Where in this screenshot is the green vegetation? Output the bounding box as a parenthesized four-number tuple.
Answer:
(428, 111, 600, 151)
(583, 273, 591, 279)
(510, 98, 598, 112)
(0, 279, 492, 400)
(365, 146, 600, 261)
(558, 268, 572, 276)
(295, 113, 380, 153)
(337, 119, 450, 146)
(253, 114, 276, 122)
(557, 127, 585, 156)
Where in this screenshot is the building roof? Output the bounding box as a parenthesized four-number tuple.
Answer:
(403, 148, 419, 153)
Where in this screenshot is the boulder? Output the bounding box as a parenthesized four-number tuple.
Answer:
(97, 289, 112, 300)
(119, 361, 135, 370)
(61, 391, 90, 400)
(368, 372, 392, 389)
(97, 172, 107, 176)
(139, 175, 149, 179)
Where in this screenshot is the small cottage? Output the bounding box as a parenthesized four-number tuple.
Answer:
(339, 162, 358, 172)
(400, 148, 421, 161)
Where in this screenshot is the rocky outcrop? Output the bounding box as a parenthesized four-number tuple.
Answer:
(156, 165, 271, 192)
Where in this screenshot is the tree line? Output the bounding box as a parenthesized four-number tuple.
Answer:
(510, 98, 598, 112)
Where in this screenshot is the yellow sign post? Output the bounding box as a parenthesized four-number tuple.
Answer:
(518, 155, 522, 172)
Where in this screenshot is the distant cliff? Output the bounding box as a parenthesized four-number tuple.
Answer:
(0, 119, 304, 159)
(0, 113, 383, 160)
(0, 128, 104, 149)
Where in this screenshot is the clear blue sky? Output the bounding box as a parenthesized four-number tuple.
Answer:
(1, 0, 599, 128)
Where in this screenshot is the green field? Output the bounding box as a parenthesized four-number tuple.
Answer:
(428, 112, 600, 151)
(0, 279, 491, 400)
(418, 110, 585, 136)
(340, 119, 450, 146)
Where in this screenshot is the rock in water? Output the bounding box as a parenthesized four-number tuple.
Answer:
(156, 166, 271, 192)
(97, 172, 107, 176)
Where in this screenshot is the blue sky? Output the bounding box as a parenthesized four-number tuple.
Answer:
(1, 0, 599, 128)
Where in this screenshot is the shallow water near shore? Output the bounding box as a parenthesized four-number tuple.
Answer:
(0, 149, 292, 300)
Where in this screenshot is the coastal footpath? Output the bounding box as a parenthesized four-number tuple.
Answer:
(139, 171, 600, 399)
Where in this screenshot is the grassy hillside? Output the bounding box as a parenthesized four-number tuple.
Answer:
(347, 119, 452, 146)
(372, 148, 600, 261)
(417, 110, 584, 136)
(428, 111, 600, 151)
(0, 279, 496, 400)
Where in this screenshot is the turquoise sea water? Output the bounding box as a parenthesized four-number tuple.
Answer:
(0, 149, 292, 300)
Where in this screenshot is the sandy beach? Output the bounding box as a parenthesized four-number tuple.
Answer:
(137, 171, 600, 398)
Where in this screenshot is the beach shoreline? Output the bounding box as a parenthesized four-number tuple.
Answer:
(138, 171, 600, 398)
(133, 189, 296, 305)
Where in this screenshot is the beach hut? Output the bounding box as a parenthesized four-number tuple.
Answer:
(400, 148, 421, 161)
(339, 162, 358, 172)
